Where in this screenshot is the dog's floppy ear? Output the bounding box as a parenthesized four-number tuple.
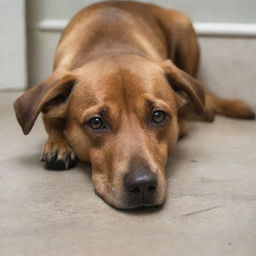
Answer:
(14, 69, 77, 135)
(162, 60, 205, 115)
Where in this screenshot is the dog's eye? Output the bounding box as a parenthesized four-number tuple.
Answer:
(152, 110, 166, 123)
(88, 117, 105, 130)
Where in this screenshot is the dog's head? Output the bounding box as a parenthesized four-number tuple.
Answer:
(14, 55, 205, 209)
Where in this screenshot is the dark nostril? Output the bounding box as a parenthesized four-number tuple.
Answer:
(129, 186, 141, 194)
(148, 184, 157, 192)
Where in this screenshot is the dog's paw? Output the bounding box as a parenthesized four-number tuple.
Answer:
(40, 141, 76, 170)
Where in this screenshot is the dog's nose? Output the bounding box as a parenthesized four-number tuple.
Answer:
(124, 168, 157, 198)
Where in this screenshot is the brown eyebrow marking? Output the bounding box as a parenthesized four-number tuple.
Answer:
(144, 98, 172, 114)
(81, 104, 110, 124)
(98, 106, 110, 118)
(145, 98, 155, 111)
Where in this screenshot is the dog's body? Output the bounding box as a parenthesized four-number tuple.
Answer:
(14, 1, 255, 209)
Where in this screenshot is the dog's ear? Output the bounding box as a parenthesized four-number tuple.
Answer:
(162, 60, 205, 115)
(14, 70, 77, 135)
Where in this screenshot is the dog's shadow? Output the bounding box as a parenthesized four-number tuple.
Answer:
(3, 153, 42, 170)
(166, 144, 190, 179)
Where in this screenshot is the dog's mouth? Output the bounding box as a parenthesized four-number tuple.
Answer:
(123, 190, 161, 209)
(122, 201, 162, 210)
(122, 204, 162, 212)
(94, 181, 166, 210)
(98, 192, 164, 210)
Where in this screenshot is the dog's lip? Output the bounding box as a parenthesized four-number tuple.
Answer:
(121, 203, 162, 211)
(121, 201, 161, 210)
(94, 183, 164, 210)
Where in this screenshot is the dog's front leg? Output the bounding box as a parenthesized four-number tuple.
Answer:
(40, 115, 76, 170)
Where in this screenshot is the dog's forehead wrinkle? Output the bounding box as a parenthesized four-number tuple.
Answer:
(75, 56, 165, 108)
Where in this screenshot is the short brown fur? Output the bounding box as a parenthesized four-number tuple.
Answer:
(14, 1, 255, 209)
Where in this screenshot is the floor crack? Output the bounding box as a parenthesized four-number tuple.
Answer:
(179, 205, 223, 217)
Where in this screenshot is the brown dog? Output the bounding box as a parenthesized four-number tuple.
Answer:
(14, 1, 255, 209)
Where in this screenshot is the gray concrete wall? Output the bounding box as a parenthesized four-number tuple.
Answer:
(0, 0, 26, 90)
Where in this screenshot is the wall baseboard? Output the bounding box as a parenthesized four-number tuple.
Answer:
(38, 20, 67, 32)
(38, 19, 256, 37)
(194, 23, 256, 37)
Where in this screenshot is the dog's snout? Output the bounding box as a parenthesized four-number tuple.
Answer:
(124, 168, 157, 201)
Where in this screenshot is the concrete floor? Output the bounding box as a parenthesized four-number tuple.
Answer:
(1, 92, 256, 256)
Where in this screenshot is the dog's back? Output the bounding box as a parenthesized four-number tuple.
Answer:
(54, 1, 168, 70)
